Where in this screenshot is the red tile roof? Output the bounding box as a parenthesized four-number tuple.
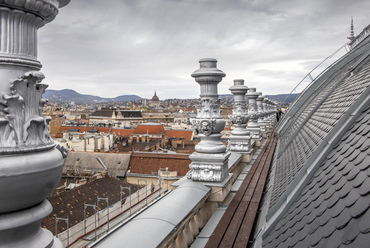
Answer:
(129, 152, 191, 176)
(55, 126, 111, 138)
(111, 129, 135, 136)
(133, 124, 164, 134)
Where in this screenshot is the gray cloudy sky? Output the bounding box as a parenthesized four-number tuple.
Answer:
(38, 0, 369, 99)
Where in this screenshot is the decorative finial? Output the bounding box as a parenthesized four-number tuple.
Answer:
(347, 16, 355, 42)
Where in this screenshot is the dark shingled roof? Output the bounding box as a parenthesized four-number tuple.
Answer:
(270, 50, 370, 208)
(42, 176, 139, 235)
(91, 110, 114, 117)
(263, 105, 370, 248)
(252, 24, 370, 248)
(120, 110, 142, 118)
(90, 110, 142, 118)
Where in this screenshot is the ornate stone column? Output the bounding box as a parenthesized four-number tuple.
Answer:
(188, 58, 230, 182)
(268, 99, 276, 124)
(228, 79, 251, 153)
(256, 92, 266, 134)
(262, 96, 270, 130)
(0, 1, 69, 248)
(246, 88, 261, 145)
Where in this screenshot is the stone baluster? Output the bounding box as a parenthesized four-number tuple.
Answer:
(246, 88, 261, 146)
(228, 79, 251, 153)
(0, 1, 69, 248)
(187, 58, 230, 182)
(256, 92, 266, 134)
(262, 96, 270, 131)
(268, 100, 275, 124)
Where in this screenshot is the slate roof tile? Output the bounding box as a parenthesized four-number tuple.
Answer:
(262, 44, 370, 247)
(359, 177, 370, 196)
(338, 183, 353, 199)
(350, 233, 370, 248)
(330, 198, 345, 218)
(326, 167, 338, 180)
(347, 166, 361, 181)
(359, 207, 370, 233)
(323, 185, 336, 201)
(334, 207, 352, 230)
(306, 210, 317, 225)
(347, 148, 361, 162)
(340, 159, 352, 176)
(351, 171, 367, 188)
(321, 218, 336, 239)
(341, 218, 361, 244)
(331, 171, 343, 186)
(359, 138, 370, 152)
(350, 197, 369, 218)
(309, 226, 323, 246)
(353, 152, 367, 168)
(322, 228, 343, 248)
(316, 200, 328, 218)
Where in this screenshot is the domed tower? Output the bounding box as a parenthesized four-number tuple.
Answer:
(150, 90, 160, 108)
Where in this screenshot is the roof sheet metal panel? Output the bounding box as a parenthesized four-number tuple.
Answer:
(263, 105, 370, 248)
(92, 180, 210, 248)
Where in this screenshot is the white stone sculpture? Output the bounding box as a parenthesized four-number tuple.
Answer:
(257, 93, 266, 133)
(187, 59, 230, 182)
(228, 79, 251, 153)
(246, 88, 261, 143)
(0, 1, 70, 248)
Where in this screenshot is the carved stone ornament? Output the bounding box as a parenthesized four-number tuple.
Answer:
(191, 118, 217, 136)
(188, 163, 223, 182)
(0, 71, 54, 153)
(229, 140, 251, 152)
(228, 79, 251, 153)
(246, 87, 261, 140)
(188, 58, 230, 182)
(197, 98, 221, 118)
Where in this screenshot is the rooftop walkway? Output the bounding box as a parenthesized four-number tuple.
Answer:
(205, 128, 277, 247)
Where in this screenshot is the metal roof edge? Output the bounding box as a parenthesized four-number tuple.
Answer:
(262, 84, 370, 240)
(89, 180, 211, 247)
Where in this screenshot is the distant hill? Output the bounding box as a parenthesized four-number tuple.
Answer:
(43, 89, 142, 104)
(43, 89, 299, 104)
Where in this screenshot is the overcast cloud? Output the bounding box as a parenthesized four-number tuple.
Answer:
(38, 0, 369, 99)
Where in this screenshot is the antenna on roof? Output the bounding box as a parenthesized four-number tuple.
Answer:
(96, 157, 108, 171)
(347, 16, 355, 42)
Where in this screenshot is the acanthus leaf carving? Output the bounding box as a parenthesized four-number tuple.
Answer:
(0, 71, 53, 150)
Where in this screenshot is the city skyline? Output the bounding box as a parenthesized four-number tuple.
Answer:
(38, 0, 369, 99)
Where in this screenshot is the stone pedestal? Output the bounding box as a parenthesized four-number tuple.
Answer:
(246, 88, 261, 143)
(0, 1, 69, 247)
(262, 95, 270, 130)
(228, 79, 252, 154)
(257, 92, 267, 134)
(189, 149, 230, 182)
(187, 58, 230, 183)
